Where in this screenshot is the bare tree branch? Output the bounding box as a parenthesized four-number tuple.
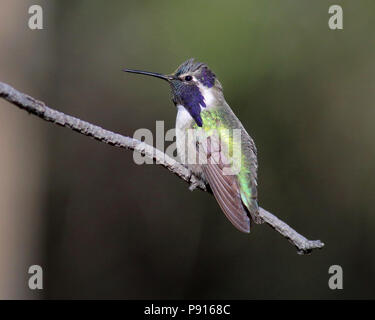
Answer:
(0, 81, 324, 254)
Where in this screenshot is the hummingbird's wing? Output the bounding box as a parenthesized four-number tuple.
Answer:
(197, 106, 262, 232)
(199, 133, 251, 233)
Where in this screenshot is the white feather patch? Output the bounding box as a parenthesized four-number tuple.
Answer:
(199, 84, 215, 107)
(176, 104, 192, 128)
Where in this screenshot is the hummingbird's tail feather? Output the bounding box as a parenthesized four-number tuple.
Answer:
(240, 191, 263, 224)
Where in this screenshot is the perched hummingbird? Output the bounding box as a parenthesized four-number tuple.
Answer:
(124, 59, 262, 232)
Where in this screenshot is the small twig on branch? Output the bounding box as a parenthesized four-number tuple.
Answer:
(0, 81, 324, 254)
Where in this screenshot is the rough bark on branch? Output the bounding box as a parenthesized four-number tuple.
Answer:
(0, 81, 324, 254)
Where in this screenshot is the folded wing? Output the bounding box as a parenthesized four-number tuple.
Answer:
(199, 133, 251, 233)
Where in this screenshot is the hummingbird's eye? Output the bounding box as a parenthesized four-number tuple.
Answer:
(184, 75, 192, 81)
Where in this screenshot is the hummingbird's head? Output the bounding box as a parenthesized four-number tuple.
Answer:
(124, 58, 223, 127)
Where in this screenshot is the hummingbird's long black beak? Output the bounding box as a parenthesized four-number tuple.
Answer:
(123, 68, 172, 82)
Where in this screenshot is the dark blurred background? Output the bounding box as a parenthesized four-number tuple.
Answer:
(0, 0, 374, 299)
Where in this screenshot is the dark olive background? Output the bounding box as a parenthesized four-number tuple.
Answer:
(0, 0, 374, 299)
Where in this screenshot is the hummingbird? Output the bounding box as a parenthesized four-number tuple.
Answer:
(124, 58, 262, 232)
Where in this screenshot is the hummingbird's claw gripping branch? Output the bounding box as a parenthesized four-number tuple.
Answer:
(0, 81, 324, 254)
(186, 168, 200, 191)
(189, 182, 197, 191)
(188, 180, 200, 192)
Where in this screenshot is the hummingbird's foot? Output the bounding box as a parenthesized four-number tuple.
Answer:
(189, 181, 199, 191)
(187, 168, 199, 191)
